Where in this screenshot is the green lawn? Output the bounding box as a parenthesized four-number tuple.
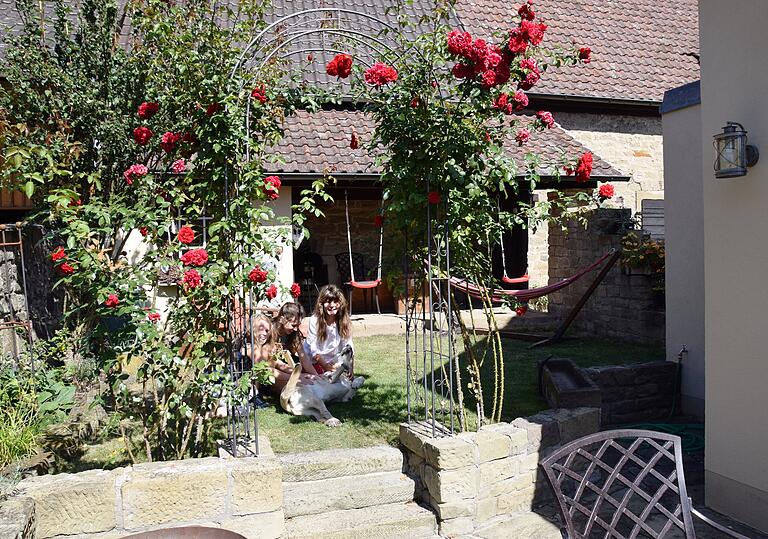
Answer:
(259, 334, 664, 454)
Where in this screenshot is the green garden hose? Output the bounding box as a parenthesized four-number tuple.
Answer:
(619, 423, 705, 453)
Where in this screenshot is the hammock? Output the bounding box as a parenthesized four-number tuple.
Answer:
(449, 249, 616, 303)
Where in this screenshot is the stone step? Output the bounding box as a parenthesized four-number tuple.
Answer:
(283, 470, 416, 518)
(472, 511, 562, 539)
(284, 501, 437, 539)
(279, 445, 403, 482)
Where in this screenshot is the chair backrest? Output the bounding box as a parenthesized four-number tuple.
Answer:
(539, 429, 696, 539)
(335, 252, 365, 283)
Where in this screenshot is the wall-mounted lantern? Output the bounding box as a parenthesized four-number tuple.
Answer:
(713, 122, 759, 178)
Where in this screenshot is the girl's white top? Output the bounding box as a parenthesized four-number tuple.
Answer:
(303, 315, 353, 366)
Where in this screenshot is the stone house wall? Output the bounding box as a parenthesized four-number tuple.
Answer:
(399, 407, 600, 537)
(546, 205, 665, 344)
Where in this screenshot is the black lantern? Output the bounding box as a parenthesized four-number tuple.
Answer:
(713, 122, 759, 178)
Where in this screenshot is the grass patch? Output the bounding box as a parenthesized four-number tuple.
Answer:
(52, 333, 664, 464)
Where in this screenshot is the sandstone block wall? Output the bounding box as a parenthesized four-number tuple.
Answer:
(547, 205, 665, 344)
(584, 362, 677, 424)
(400, 407, 600, 537)
(14, 456, 284, 539)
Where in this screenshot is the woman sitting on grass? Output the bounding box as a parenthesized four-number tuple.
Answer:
(304, 285, 354, 376)
(271, 302, 318, 380)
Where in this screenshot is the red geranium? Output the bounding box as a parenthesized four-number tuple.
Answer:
(177, 226, 195, 245)
(51, 247, 66, 262)
(160, 132, 181, 153)
(350, 132, 359, 150)
(123, 164, 148, 185)
(137, 102, 159, 119)
(133, 126, 153, 145)
(266, 284, 278, 300)
(427, 191, 440, 204)
(105, 294, 119, 308)
(180, 248, 209, 267)
(410, 97, 421, 108)
(326, 54, 353, 78)
(171, 159, 186, 174)
(139, 227, 149, 237)
(148, 312, 161, 322)
(364, 62, 398, 86)
(263, 175, 281, 200)
(58, 262, 75, 275)
(598, 183, 615, 200)
(290, 283, 301, 298)
(515, 128, 531, 146)
(181, 269, 202, 289)
(248, 266, 268, 283)
(536, 110, 555, 129)
(578, 47, 592, 63)
(373, 215, 384, 227)
(251, 85, 267, 104)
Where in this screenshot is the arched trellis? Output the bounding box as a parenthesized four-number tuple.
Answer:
(223, 9, 457, 456)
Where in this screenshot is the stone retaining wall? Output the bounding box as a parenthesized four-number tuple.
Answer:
(584, 362, 677, 425)
(14, 456, 284, 539)
(399, 407, 600, 537)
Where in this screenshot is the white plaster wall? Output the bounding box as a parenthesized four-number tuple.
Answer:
(700, 0, 768, 531)
(661, 102, 704, 419)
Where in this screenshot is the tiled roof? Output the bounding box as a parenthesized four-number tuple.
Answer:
(269, 109, 624, 179)
(454, 0, 700, 103)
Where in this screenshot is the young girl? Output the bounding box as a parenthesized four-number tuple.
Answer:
(304, 285, 353, 375)
(272, 302, 317, 377)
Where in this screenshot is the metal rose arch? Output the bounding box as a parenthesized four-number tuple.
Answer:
(223, 8, 458, 457)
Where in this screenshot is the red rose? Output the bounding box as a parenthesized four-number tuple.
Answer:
(493, 93, 513, 115)
(520, 20, 547, 46)
(515, 128, 531, 146)
(266, 284, 278, 300)
(427, 191, 440, 204)
(171, 159, 186, 173)
(515, 305, 528, 316)
(133, 126, 153, 145)
(206, 103, 222, 116)
(251, 85, 267, 104)
(578, 47, 592, 63)
(326, 54, 353, 78)
(181, 269, 202, 289)
(139, 227, 149, 237)
(263, 175, 281, 200)
(364, 62, 398, 86)
(177, 225, 195, 245)
(248, 266, 268, 283)
(431, 80, 438, 88)
(451, 62, 474, 79)
(507, 29, 528, 54)
(74, 198, 82, 206)
(571, 152, 593, 182)
(410, 97, 421, 108)
(536, 110, 555, 129)
(447, 29, 473, 57)
(180, 248, 209, 266)
(290, 282, 301, 298)
(51, 247, 66, 262)
(481, 70, 497, 88)
(373, 215, 384, 227)
(350, 132, 359, 150)
(58, 262, 75, 275)
(160, 132, 181, 153)
(137, 102, 159, 119)
(518, 1, 535, 20)
(105, 294, 119, 308)
(307, 53, 313, 62)
(598, 183, 615, 200)
(512, 90, 528, 111)
(148, 312, 161, 322)
(123, 164, 148, 185)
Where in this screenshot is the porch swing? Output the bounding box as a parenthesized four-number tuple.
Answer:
(339, 190, 384, 314)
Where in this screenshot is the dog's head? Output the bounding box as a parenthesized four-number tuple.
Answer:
(336, 344, 354, 372)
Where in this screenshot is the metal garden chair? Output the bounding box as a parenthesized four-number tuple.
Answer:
(539, 429, 752, 539)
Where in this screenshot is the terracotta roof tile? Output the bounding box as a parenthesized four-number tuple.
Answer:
(269, 109, 624, 179)
(454, 0, 700, 102)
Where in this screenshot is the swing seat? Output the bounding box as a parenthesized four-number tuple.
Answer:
(501, 274, 530, 285)
(347, 279, 381, 289)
